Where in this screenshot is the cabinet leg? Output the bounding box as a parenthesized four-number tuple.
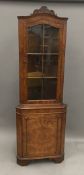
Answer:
(51, 155, 64, 163)
(17, 158, 30, 166)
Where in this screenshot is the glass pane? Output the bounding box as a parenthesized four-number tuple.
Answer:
(44, 25, 59, 53)
(43, 78, 56, 99)
(27, 24, 59, 100)
(43, 55, 58, 77)
(27, 78, 56, 100)
(27, 78, 42, 100)
(27, 55, 42, 78)
(28, 25, 43, 53)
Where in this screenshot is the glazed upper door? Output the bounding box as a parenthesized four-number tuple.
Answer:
(18, 13, 67, 103)
(26, 24, 59, 101)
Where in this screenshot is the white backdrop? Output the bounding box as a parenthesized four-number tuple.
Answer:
(0, 2, 84, 139)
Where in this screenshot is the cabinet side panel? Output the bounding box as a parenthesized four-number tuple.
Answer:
(60, 112, 66, 154)
(22, 116, 28, 157)
(16, 112, 23, 157)
(18, 19, 27, 103)
(56, 22, 67, 102)
(60, 22, 67, 102)
(56, 117, 62, 155)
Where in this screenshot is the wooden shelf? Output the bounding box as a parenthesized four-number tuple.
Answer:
(26, 53, 59, 55)
(44, 36, 58, 39)
(40, 44, 48, 47)
(27, 77, 57, 79)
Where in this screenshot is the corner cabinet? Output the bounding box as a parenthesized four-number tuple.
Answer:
(16, 6, 68, 166)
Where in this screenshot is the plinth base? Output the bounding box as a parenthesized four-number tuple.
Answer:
(17, 154, 64, 166)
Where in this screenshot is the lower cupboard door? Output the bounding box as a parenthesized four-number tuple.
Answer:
(23, 113, 65, 158)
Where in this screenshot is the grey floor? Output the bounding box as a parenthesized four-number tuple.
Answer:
(0, 129, 84, 175)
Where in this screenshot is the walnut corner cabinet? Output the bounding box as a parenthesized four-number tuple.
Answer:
(16, 6, 68, 166)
